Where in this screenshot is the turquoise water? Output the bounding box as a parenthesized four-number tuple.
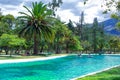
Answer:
(0, 55, 120, 80)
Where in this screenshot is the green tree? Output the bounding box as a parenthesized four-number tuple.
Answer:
(81, 40, 91, 53)
(109, 37, 119, 54)
(67, 20, 75, 33)
(2, 14, 15, 29)
(75, 12, 84, 40)
(53, 19, 67, 54)
(0, 8, 2, 16)
(18, 2, 54, 55)
(79, 11, 84, 40)
(92, 18, 99, 53)
(0, 34, 25, 55)
(0, 22, 9, 36)
(48, 0, 63, 16)
(116, 22, 120, 30)
(69, 36, 83, 51)
(0, 14, 15, 35)
(97, 23, 106, 52)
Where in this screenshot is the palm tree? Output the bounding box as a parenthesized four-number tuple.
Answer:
(18, 2, 54, 55)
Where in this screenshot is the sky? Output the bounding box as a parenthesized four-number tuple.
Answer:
(0, 0, 114, 23)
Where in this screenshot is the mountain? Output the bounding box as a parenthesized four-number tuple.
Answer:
(101, 18, 120, 36)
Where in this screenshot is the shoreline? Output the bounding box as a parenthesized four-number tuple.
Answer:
(71, 54, 120, 80)
(0, 54, 120, 64)
(71, 64, 120, 80)
(81, 53, 120, 55)
(0, 55, 68, 64)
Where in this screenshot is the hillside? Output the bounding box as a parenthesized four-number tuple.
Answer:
(102, 18, 120, 36)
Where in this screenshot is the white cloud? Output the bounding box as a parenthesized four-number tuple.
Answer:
(56, 9, 79, 23)
(75, 0, 111, 23)
(1, 1, 28, 17)
(63, 0, 79, 3)
(0, 0, 114, 23)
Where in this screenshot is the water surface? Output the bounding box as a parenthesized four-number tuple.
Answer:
(0, 55, 120, 80)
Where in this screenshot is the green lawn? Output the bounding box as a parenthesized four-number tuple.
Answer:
(77, 67, 120, 80)
(0, 55, 44, 60)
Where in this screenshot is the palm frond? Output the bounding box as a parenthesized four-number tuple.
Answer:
(23, 6, 34, 17)
(17, 16, 31, 20)
(19, 12, 32, 18)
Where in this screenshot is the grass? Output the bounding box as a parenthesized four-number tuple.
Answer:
(0, 55, 44, 60)
(77, 66, 120, 80)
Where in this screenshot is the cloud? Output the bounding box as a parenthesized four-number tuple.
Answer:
(63, 0, 80, 3)
(0, 0, 25, 5)
(76, 0, 111, 23)
(24, 0, 51, 7)
(56, 9, 79, 23)
(0, 0, 112, 23)
(1, 1, 27, 17)
(58, 0, 111, 23)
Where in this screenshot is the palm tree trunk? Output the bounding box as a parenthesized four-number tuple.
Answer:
(56, 44, 60, 54)
(55, 42, 61, 54)
(33, 33, 38, 55)
(55, 37, 60, 54)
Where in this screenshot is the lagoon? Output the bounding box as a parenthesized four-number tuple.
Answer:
(0, 55, 120, 80)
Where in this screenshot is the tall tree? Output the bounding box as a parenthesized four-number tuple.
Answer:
(75, 11, 84, 40)
(53, 19, 67, 54)
(97, 23, 105, 52)
(67, 20, 75, 33)
(0, 8, 2, 16)
(0, 14, 15, 35)
(18, 2, 54, 55)
(92, 18, 98, 53)
(0, 22, 9, 36)
(79, 11, 84, 40)
(2, 14, 15, 29)
(48, 0, 63, 16)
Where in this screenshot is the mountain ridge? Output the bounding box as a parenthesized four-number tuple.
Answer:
(101, 18, 120, 36)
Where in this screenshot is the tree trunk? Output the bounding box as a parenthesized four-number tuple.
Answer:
(109, 47, 112, 54)
(4, 47, 9, 55)
(93, 30, 97, 53)
(56, 45, 60, 54)
(66, 42, 69, 53)
(5, 50, 9, 55)
(99, 45, 103, 53)
(114, 48, 116, 54)
(55, 42, 61, 54)
(10, 49, 14, 57)
(40, 45, 44, 53)
(33, 33, 38, 55)
(86, 50, 87, 54)
(55, 37, 61, 54)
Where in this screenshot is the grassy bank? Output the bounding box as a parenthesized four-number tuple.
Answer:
(77, 66, 120, 80)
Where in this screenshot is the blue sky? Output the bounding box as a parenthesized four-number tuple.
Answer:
(0, 0, 114, 23)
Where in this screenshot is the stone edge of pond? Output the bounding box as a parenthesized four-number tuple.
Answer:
(0, 55, 69, 64)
